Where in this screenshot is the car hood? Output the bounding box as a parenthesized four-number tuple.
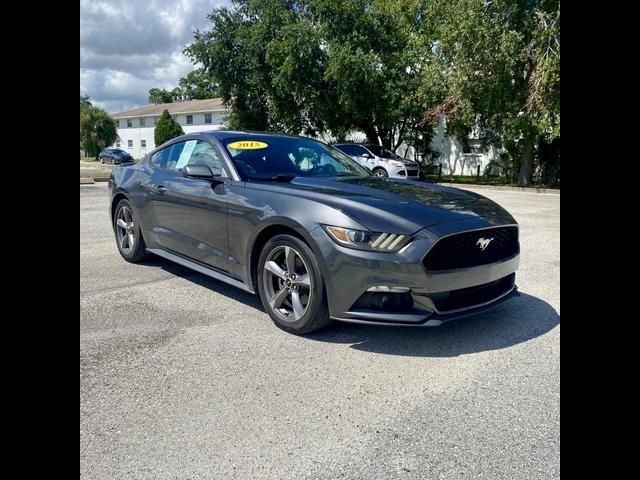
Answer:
(248, 176, 517, 234)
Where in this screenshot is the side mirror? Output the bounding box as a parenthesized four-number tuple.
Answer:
(182, 164, 223, 181)
(361, 153, 373, 159)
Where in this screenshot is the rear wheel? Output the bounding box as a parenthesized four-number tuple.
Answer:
(373, 167, 388, 177)
(113, 199, 147, 263)
(257, 234, 332, 334)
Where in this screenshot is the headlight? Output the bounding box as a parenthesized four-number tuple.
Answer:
(322, 225, 412, 252)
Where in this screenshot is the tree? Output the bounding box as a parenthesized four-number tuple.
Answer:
(148, 69, 219, 105)
(154, 109, 184, 146)
(423, 0, 560, 185)
(80, 95, 92, 110)
(80, 105, 119, 157)
(148, 88, 173, 104)
(178, 68, 219, 99)
(184, 0, 442, 148)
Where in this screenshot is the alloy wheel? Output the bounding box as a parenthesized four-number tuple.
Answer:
(262, 246, 312, 322)
(115, 205, 136, 254)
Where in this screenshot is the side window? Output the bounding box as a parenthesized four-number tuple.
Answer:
(150, 147, 172, 169)
(155, 139, 226, 175)
(185, 140, 226, 175)
(339, 145, 358, 156)
(352, 145, 368, 156)
(165, 142, 185, 171)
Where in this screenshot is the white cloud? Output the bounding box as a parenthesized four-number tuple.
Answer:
(80, 0, 230, 113)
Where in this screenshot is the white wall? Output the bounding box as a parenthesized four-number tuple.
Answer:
(112, 110, 228, 159)
(396, 119, 500, 176)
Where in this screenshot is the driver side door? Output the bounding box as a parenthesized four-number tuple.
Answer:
(147, 139, 230, 272)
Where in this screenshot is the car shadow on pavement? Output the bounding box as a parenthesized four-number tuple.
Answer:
(144, 258, 558, 357)
(305, 293, 559, 357)
(144, 257, 265, 311)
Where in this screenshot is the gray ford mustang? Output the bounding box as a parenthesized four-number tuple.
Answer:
(108, 131, 520, 334)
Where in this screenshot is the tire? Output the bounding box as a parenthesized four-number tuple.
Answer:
(372, 168, 388, 177)
(100, 157, 104, 164)
(257, 234, 332, 335)
(113, 198, 148, 263)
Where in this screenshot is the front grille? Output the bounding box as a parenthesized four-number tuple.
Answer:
(423, 226, 518, 271)
(431, 273, 515, 312)
(406, 169, 419, 176)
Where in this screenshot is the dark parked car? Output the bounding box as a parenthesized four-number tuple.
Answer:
(99, 148, 133, 164)
(109, 131, 519, 334)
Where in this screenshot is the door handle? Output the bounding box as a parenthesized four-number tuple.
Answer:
(149, 184, 167, 194)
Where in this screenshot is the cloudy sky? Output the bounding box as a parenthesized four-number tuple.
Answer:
(80, 0, 230, 114)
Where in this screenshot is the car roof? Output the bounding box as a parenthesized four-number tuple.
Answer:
(199, 130, 314, 142)
(333, 143, 375, 147)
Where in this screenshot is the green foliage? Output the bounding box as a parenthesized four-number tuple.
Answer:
(178, 68, 219, 99)
(154, 109, 184, 146)
(425, 0, 560, 185)
(184, 0, 443, 151)
(80, 104, 118, 157)
(183, 0, 559, 185)
(148, 88, 174, 104)
(80, 95, 93, 110)
(148, 69, 219, 104)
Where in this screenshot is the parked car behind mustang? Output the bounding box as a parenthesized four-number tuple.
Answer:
(109, 131, 520, 335)
(99, 148, 134, 165)
(332, 143, 420, 179)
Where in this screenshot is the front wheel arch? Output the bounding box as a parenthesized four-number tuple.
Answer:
(248, 224, 315, 293)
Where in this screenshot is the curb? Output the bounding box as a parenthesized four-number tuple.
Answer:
(440, 182, 560, 194)
(80, 177, 109, 184)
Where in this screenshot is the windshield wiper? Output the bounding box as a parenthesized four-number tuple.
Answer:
(250, 174, 297, 182)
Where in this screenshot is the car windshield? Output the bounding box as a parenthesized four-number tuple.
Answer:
(221, 136, 371, 180)
(112, 149, 127, 155)
(366, 145, 401, 159)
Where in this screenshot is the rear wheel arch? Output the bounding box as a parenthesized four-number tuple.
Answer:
(111, 192, 130, 223)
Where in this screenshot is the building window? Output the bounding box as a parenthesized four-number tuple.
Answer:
(116, 140, 121, 148)
(127, 119, 132, 128)
(127, 140, 133, 148)
(141, 140, 146, 148)
(154, 117, 159, 125)
(186, 115, 193, 125)
(140, 117, 146, 127)
(204, 113, 212, 124)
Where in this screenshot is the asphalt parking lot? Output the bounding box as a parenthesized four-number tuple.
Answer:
(80, 183, 559, 480)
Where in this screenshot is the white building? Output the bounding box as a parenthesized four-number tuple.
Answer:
(111, 98, 229, 158)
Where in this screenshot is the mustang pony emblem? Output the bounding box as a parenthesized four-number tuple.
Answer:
(476, 237, 494, 251)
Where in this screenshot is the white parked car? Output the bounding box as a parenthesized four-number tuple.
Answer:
(332, 143, 420, 179)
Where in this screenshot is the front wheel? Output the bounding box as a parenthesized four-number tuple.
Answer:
(372, 168, 388, 177)
(257, 234, 332, 334)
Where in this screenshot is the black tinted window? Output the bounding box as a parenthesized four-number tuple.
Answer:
(366, 145, 400, 159)
(335, 144, 359, 155)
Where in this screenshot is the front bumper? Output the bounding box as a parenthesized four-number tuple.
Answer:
(388, 164, 420, 179)
(310, 221, 520, 326)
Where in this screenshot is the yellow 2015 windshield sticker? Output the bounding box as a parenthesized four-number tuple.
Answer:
(227, 140, 268, 150)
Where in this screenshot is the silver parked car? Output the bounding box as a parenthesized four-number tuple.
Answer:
(333, 143, 420, 179)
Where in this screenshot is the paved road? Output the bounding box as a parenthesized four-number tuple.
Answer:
(80, 184, 559, 480)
